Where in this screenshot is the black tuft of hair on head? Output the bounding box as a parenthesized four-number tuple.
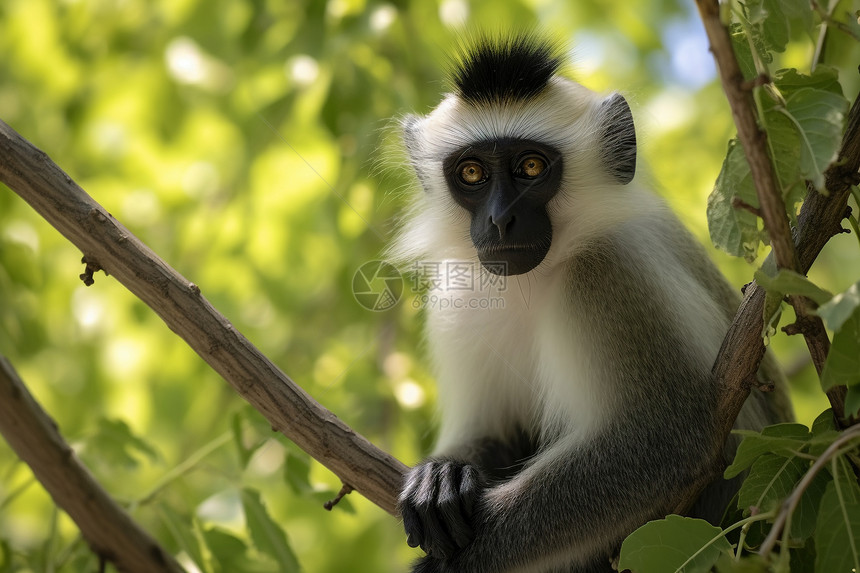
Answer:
(449, 34, 564, 105)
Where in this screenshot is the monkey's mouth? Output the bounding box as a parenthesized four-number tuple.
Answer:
(477, 244, 549, 276)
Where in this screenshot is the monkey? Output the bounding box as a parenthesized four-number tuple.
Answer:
(390, 34, 792, 573)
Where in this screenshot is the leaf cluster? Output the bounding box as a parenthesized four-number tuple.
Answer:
(621, 1, 860, 571)
(708, 3, 852, 261)
(620, 417, 860, 573)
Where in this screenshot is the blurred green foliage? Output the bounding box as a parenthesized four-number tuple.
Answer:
(0, 0, 858, 571)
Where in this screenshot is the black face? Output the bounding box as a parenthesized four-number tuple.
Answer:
(443, 138, 563, 276)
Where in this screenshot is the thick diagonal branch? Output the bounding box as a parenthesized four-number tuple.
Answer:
(0, 119, 407, 516)
(0, 355, 184, 573)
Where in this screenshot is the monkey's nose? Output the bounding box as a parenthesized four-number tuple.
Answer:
(491, 213, 515, 240)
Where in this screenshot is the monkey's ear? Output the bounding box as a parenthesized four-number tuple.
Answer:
(598, 93, 636, 185)
(401, 114, 422, 161)
(402, 114, 429, 188)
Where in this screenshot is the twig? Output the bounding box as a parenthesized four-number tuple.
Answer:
(324, 484, 355, 511)
(758, 424, 860, 557)
(0, 355, 184, 573)
(812, 0, 860, 44)
(0, 118, 408, 516)
(695, 0, 799, 273)
(731, 196, 763, 217)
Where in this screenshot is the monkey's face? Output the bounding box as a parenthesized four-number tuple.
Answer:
(442, 138, 563, 276)
(396, 78, 637, 278)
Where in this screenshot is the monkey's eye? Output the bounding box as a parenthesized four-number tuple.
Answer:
(518, 156, 546, 178)
(458, 161, 486, 185)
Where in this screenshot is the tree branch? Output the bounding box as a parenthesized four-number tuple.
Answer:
(0, 355, 184, 573)
(695, 0, 799, 272)
(695, 0, 860, 425)
(0, 118, 407, 516)
(716, 92, 860, 425)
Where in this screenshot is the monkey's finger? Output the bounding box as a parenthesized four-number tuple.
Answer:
(437, 463, 476, 549)
(417, 462, 460, 558)
(458, 464, 482, 518)
(403, 462, 459, 557)
(400, 463, 433, 548)
(402, 505, 425, 549)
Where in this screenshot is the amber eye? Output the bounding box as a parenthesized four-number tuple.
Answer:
(458, 161, 486, 185)
(519, 156, 546, 178)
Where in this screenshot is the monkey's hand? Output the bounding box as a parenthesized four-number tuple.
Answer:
(398, 459, 485, 560)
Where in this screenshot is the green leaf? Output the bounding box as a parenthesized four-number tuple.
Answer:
(774, 67, 844, 96)
(715, 553, 769, 573)
(814, 480, 860, 573)
(708, 139, 762, 260)
(816, 281, 860, 331)
(160, 507, 210, 573)
(767, 68, 848, 191)
(736, 452, 826, 541)
(753, 269, 833, 305)
(618, 515, 731, 573)
(819, 282, 860, 392)
(811, 409, 838, 435)
(753, 268, 831, 335)
(241, 488, 300, 572)
(706, 66, 848, 256)
(283, 451, 313, 494)
(779, 88, 848, 190)
(790, 540, 817, 573)
(735, 6, 775, 70)
(758, 95, 805, 217)
(746, 0, 790, 53)
(726, 424, 811, 479)
(779, 0, 815, 37)
(231, 413, 266, 469)
(730, 24, 760, 80)
(827, 456, 860, 487)
(83, 418, 160, 470)
(738, 454, 804, 513)
(846, 386, 860, 419)
(706, 101, 803, 258)
(792, 465, 831, 541)
(201, 527, 270, 573)
(820, 311, 860, 391)
(805, 411, 843, 458)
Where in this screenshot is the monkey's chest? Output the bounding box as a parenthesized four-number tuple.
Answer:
(428, 283, 609, 437)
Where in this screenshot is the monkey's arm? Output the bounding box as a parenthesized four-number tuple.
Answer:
(407, 410, 717, 573)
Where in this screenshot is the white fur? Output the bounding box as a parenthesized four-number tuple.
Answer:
(390, 75, 741, 460)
